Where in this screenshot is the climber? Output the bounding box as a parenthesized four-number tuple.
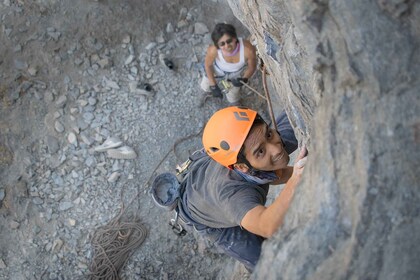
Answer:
(177, 106, 308, 271)
(200, 23, 257, 106)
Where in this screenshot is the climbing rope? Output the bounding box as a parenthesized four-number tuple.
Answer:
(261, 64, 278, 132)
(88, 214, 147, 280)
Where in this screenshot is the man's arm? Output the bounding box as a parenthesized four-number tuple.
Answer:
(204, 45, 218, 86)
(242, 40, 257, 79)
(240, 147, 307, 238)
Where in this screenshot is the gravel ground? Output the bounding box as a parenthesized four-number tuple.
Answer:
(0, 0, 272, 279)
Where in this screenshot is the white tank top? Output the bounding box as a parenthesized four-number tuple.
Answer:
(214, 38, 246, 73)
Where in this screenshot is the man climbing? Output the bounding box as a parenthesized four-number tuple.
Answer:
(178, 106, 308, 271)
(200, 23, 257, 106)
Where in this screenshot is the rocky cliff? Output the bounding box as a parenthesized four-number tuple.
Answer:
(227, 0, 420, 279)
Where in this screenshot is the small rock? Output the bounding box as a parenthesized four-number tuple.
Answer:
(0, 189, 5, 201)
(54, 121, 65, 133)
(14, 44, 22, 52)
(77, 99, 88, 107)
(130, 66, 138, 75)
(10, 220, 20, 229)
(97, 58, 110, 68)
(194, 22, 209, 35)
(178, 7, 188, 21)
(52, 239, 64, 252)
(108, 172, 120, 183)
(145, 42, 157, 51)
(27, 66, 38, 76)
(104, 79, 120, 89)
(59, 201, 74, 211)
(46, 136, 60, 154)
(122, 34, 131, 44)
(74, 58, 83, 66)
(55, 95, 67, 108)
(53, 111, 62, 119)
(85, 156, 96, 167)
(67, 132, 77, 145)
(14, 59, 28, 70)
(83, 112, 94, 122)
(80, 132, 93, 145)
(88, 97, 97, 106)
(32, 197, 44, 205)
(166, 23, 174, 33)
(124, 54, 135, 65)
(156, 32, 165, 44)
(177, 20, 188, 29)
(0, 259, 6, 269)
(44, 91, 54, 102)
(68, 219, 76, 227)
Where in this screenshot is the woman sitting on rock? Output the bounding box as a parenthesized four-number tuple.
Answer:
(200, 23, 257, 106)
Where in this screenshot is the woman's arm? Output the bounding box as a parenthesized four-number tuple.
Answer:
(204, 45, 218, 86)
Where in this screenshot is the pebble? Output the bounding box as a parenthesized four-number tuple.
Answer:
(55, 96, 67, 108)
(85, 156, 96, 167)
(67, 132, 77, 145)
(10, 220, 20, 229)
(32, 197, 44, 205)
(177, 20, 188, 29)
(166, 23, 174, 33)
(77, 99, 88, 107)
(83, 112, 94, 122)
(124, 54, 135, 65)
(88, 97, 97, 106)
(44, 91, 54, 102)
(145, 42, 157, 51)
(27, 66, 38, 76)
(107, 172, 120, 183)
(54, 121, 65, 133)
(98, 58, 110, 68)
(68, 219, 76, 226)
(0, 259, 6, 269)
(104, 79, 120, 89)
(59, 201, 74, 211)
(194, 22, 209, 35)
(122, 34, 131, 44)
(14, 59, 28, 70)
(52, 239, 64, 252)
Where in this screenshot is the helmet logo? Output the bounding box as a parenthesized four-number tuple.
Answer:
(234, 111, 250, 121)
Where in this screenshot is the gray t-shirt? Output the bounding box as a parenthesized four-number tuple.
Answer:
(182, 156, 269, 228)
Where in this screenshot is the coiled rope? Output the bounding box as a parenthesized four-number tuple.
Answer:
(88, 214, 147, 280)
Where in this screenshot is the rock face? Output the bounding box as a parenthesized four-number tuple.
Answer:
(227, 0, 420, 279)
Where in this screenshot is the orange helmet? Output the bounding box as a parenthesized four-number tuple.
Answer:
(203, 106, 258, 168)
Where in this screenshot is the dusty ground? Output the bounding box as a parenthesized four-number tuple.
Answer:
(0, 0, 272, 279)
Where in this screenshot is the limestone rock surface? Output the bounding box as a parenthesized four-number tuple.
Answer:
(227, 0, 420, 279)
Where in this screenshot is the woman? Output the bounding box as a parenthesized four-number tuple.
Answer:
(201, 23, 257, 105)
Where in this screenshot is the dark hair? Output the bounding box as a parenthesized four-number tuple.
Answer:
(211, 23, 238, 48)
(236, 115, 266, 167)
